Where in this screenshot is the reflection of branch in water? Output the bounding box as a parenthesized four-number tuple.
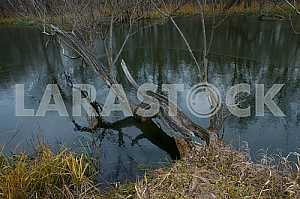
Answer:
(72, 116, 180, 160)
(109, 116, 180, 159)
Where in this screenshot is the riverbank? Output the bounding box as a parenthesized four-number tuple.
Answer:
(0, 140, 299, 198)
(0, 2, 298, 27)
(107, 140, 300, 198)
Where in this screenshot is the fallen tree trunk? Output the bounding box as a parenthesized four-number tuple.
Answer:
(121, 60, 210, 145)
(48, 25, 210, 148)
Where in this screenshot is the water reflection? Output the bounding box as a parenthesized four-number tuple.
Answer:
(116, 15, 300, 160)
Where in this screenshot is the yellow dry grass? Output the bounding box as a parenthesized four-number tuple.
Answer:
(0, 146, 101, 199)
(109, 141, 300, 199)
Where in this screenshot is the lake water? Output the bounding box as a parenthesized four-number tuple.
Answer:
(0, 15, 299, 184)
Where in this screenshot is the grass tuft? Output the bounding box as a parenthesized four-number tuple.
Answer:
(0, 146, 100, 199)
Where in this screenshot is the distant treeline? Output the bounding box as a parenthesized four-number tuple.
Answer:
(0, 0, 299, 17)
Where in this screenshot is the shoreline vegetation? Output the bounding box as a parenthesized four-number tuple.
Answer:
(0, 145, 100, 198)
(0, 141, 299, 198)
(0, 1, 299, 26)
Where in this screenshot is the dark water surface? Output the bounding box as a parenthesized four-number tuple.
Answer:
(0, 16, 299, 183)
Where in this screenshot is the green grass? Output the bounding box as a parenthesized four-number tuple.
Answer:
(0, 17, 36, 27)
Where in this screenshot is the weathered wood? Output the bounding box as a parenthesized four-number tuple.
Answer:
(121, 60, 210, 145)
(50, 25, 119, 91)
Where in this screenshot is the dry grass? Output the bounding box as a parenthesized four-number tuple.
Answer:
(0, 141, 298, 198)
(0, 146, 101, 199)
(108, 141, 300, 199)
(1, 1, 299, 26)
(147, 1, 299, 19)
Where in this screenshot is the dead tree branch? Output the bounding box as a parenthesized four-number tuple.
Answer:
(121, 60, 210, 144)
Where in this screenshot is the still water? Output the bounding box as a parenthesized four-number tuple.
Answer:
(0, 15, 299, 183)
